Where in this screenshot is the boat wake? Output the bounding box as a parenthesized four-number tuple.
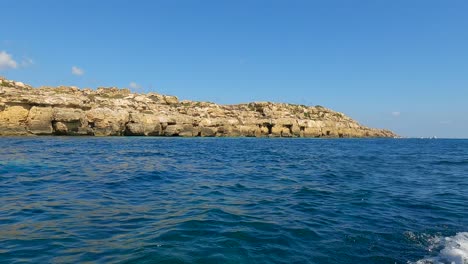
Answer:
(411, 232, 468, 264)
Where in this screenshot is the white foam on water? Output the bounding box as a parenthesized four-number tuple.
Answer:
(411, 232, 468, 264)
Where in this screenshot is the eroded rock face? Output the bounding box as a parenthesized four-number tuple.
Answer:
(86, 108, 129, 136)
(52, 108, 88, 135)
(0, 105, 30, 135)
(125, 112, 161, 136)
(27, 106, 54, 134)
(0, 77, 398, 138)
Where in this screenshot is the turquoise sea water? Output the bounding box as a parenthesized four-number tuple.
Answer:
(0, 138, 467, 264)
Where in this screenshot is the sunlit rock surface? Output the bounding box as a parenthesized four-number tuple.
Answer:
(0, 77, 397, 137)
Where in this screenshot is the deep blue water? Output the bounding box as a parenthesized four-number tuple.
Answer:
(0, 138, 467, 264)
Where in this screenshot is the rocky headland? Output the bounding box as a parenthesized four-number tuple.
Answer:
(0, 77, 396, 138)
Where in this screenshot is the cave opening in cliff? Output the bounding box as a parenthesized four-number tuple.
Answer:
(266, 124, 273, 134)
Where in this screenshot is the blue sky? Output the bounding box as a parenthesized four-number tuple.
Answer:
(1, 0, 467, 138)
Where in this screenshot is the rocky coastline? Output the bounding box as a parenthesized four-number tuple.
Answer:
(0, 77, 397, 138)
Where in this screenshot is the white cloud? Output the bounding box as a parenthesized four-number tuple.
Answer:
(129, 82, 141, 89)
(391, 111, 401, 117)
(71, 66, 84, 76)
(0, 51, 18, 70)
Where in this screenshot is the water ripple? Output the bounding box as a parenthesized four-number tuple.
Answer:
(0, 138, 467, 263)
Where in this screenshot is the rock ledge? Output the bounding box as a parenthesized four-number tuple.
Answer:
(0, 77, 397, 138)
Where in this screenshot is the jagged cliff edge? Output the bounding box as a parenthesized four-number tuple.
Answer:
(0, 77, 397, 138)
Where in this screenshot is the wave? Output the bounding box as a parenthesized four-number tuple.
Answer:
(411, 232, 468, 264)
(433, 160, 468, 166)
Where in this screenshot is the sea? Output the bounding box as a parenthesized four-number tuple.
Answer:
(0, 138, 467, 264)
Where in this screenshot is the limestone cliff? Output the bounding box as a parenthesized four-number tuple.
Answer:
(0, 77, 396, 138)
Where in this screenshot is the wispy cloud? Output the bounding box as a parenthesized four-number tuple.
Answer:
(21, 57, 34, 67)
(0, 51, 18, 70)
(391, 111, 401, 117)
(71, 66, 84, 76)
(129, 82, 141, 90)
